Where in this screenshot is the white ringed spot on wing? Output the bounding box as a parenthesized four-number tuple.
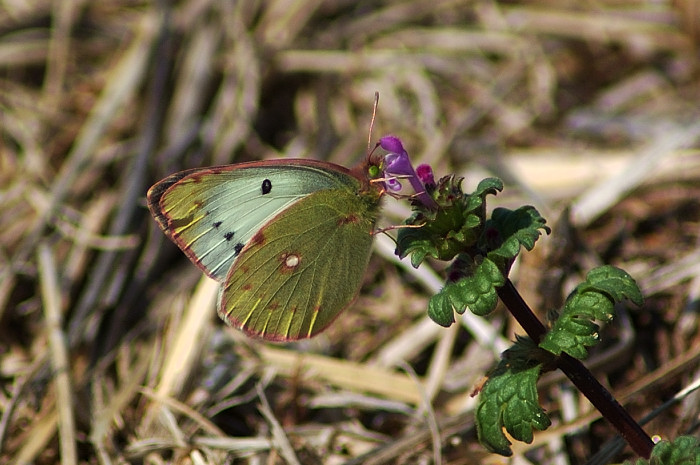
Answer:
(279, 253, 300, 272)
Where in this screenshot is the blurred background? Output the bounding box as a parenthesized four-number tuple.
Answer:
(2, 1, 700, 463)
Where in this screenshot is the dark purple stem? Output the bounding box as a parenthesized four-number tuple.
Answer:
(496, 279, 654, 459)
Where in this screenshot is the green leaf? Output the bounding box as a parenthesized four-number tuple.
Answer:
(649, 436, 700, 465)
(456, 258, 505, 316)
(473, 177, 504, 198)
(395, 228, 432, 268)
(395, 177, 503, 268)
(623, 436, 700, 465)
(484, 206, 550, 274)
(395, 205, 481, 266)
(427, 257, 505, 324)
(476, 365, 551, 456)
(427, 290, 455, 327)
(488, 206, 550, 249)
(540, 266, 644, 359)
(578, 265, 644, 307)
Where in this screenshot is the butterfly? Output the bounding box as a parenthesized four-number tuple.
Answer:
(147, 155, 385, 341)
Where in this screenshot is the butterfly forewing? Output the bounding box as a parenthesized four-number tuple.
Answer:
(148, 161, 363, 282)
(219, 187, 381, 341)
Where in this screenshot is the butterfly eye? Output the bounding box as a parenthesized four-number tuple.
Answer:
(368, 164, 381, 179)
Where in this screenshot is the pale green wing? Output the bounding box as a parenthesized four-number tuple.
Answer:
(219, 187, 381, 341)
(147, 160, 360, 282)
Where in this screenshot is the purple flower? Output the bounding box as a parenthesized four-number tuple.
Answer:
(379, 136, 438, 210)
(416, 164, 435, 186)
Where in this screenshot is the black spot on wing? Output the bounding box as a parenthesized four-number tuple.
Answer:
(261, 179, 272, 195)
(234, 243, 244, 255)
(224, 231, 235, 241)
(213, 221, 222, 228)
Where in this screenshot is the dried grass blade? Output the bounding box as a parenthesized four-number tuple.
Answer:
(38, 243, 77, 465)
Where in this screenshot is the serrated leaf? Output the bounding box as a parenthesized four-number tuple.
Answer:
(540, 266, 644, 359)
(623, 436, 700, 465)
(474, 177, 504, 197)
(579, 265, 644, 307)
(484, 206, 550, 273)
(396, 206, 481, 266)
(540, 326, 597, 359)
(568, 292, 615, 323)
(427, 257, 505, 325)
(649, 436, 700, 465)
(450, 258, 504, 316)
(427, 290, 456, 327)
(476, 365, 551, 456)
(489, 206, 550, 248)
(394, 228, 432, 268)
(396, 177, 506, 268)
(457, 258, 504, 316)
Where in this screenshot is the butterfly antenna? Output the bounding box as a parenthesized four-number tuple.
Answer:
(367, 91, 380, 155)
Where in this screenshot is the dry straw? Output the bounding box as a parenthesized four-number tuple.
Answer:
(2, 1, 700, 463)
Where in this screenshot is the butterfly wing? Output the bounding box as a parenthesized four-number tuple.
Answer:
(219, 186, 381, 340)
(147, 160, 367, 282)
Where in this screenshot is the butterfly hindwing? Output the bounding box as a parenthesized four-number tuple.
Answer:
(218, 186, 380, 340)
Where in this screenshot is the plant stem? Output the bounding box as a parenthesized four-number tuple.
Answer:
(497, 279, 654, 458)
